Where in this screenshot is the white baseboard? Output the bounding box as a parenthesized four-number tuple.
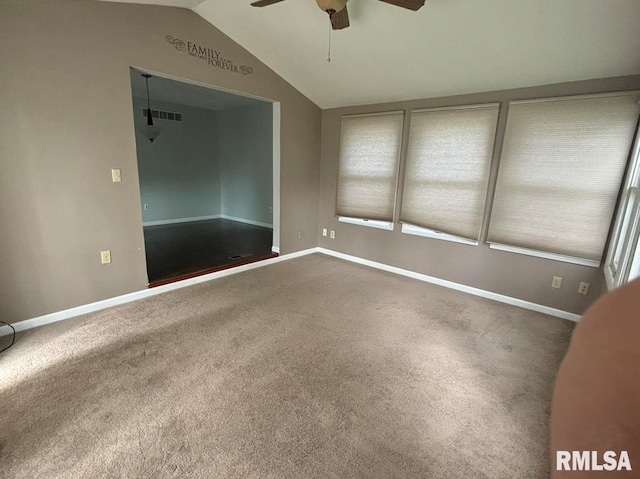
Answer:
(142, 215, 221, 227)
(0, 247, 318, 337)
(0, 246, 580, 337)
(317, 248, 581, 322)
(221, 215, 273, 229)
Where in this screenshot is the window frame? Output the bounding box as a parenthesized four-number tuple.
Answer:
(398, 103, 500, 244)
(331, 92, 640, 270)
(337, 216, 395, 231)
(486, 91, 640, 265)
(401, 223, 478, 246)
(488, 243, 601, 267)
(335, 110, 405, 224)
(605, 121, 640, 289)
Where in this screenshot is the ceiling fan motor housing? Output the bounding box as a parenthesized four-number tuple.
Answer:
(316, 0, 347, 13)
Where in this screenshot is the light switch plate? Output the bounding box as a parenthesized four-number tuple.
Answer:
(101, 250, 112, 264)
(111, 169, 122, 183)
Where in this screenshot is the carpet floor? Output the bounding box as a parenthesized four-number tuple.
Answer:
(0, 254, 573, 478)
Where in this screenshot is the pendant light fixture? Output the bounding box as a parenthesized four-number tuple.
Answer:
(142, 73, 161, 143)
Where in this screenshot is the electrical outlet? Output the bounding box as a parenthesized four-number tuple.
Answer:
(111, 169, 121, 183)
(298, 229, 305, 239)
(552, 276, 562, 289)
(269, 206, 273, 213)
(100, 250, 112, 264)
(143, 204, 149, 211)
(330, 230, 336, 239)
(322, 228, 327, 237)
(578, 282, 590, 295)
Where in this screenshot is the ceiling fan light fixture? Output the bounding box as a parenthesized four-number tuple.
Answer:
(252, 0, 425, 37)
(316, 0, 347, 13)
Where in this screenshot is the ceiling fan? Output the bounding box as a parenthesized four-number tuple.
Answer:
(250, 0, 425, 30)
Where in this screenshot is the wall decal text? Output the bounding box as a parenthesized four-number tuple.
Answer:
(166, 35, 254, 76)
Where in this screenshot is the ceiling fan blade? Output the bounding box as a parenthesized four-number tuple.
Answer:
(250, 0, 286, 7)
(377, 0, 425, 11)
(331, 6, 350, 30)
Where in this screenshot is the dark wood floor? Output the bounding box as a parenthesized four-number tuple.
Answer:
(143, 218, 274, 285)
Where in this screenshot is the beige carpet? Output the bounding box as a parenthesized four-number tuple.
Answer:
(0, 254, 573, 478)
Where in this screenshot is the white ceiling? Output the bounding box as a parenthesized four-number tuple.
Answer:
(130, 68, 267, 110)
(110, 0, 640, 109)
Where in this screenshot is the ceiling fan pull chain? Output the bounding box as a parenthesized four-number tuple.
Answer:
(327, 20, 332, 62)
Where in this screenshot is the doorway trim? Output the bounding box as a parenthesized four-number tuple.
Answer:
(272, 102, 281, 253)
(130, 65, 281, 255)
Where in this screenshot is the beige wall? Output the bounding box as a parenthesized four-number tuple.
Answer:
(0, 0, 321, 323)
(1, 0, 637, 324)
(319, 76, 640, 315)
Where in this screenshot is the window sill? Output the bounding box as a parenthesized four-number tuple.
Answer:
(604, 266, 617, 292)
(401, 224, 478, 246)
(337, 217, 394, 231)
(488, 243, 601, 268)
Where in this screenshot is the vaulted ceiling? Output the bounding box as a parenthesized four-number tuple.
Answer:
(102, 0, 640, 109)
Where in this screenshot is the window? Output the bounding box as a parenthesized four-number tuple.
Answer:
(400, 104, 499, 242)
(487, 92, 640, 265)
(629, 240, 640, 282)
(605, 127, 640, 289)
(336, 112, 404, 225)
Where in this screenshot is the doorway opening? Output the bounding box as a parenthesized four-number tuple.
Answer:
(129, 67, 280, 286)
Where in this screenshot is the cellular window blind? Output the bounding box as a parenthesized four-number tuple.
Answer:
(487, 92, 640, 262)
(336, 112, 404, 221)
(400, 104, 499, 240)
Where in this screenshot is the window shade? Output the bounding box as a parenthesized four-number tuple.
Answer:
(488, 92, 640, 261)
(336, 112, 404, 221)
(400, 104, 499, 240)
